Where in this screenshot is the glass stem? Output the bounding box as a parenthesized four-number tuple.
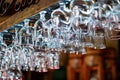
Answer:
(19, 31, 22, 46)
(0, 33, 3, 44)
(15, 28, 18, 45)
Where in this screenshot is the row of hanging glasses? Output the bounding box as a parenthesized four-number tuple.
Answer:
(0, 0, 120, 79)
(0, 30, 60, 80)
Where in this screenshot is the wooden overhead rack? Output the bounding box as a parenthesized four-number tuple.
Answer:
(0, 0, 59, 32)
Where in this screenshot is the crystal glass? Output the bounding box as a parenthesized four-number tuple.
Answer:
(47, 50, 55, 69)
(53, 51, 60, 69)
(104, 12, 120, 40)
(105, 22, 120, 40)
(92, 20, 106, 49)
(1, 1, 120, 79)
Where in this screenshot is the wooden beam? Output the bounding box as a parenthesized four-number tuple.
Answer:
(0, 0, 59, 32)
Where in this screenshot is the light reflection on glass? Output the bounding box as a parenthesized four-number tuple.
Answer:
(0, 0, 120, 79)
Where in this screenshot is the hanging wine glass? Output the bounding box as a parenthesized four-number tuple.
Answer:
(47, 49, 60, 69)
(38, 51, 48, 72)
(0, 33, 7, 52)
(71, 6, 82, 53)
(105, 12, 120, 40)
(53, 51, 60, 69)
(34, 51, 41, 72)
(47, 49, 54, 69)
(0, 47, 14, 80)
(47, 14, 61, 50)
(21, 47, 30, 71)
(50, 2, 72, 53)
(6, 69, 22, 80)
(106, 21, 120, 40)
(92, 20, 106, 49)
(25, 46, 34, 71)
(33, 11, 48, 48)
(48, 31, 60, 72)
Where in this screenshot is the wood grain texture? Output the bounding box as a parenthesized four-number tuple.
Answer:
(0, 0, 59, 32)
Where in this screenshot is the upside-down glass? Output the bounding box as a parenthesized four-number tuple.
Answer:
(0, 0, 120, 79)
(92, 20, 106, 49)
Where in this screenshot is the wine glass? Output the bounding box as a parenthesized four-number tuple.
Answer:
(92, 20, 106, 49)
(53, 51, 60, 69)
(39, 51, 48, 72)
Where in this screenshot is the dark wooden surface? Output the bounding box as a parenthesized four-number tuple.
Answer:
(0, 0, 59, 32)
